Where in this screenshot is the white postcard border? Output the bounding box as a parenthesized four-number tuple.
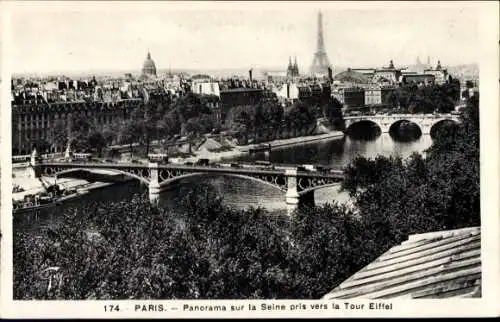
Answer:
(1, 1, 499, 318)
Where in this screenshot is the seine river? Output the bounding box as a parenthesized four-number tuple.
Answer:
(15, 133, 432, 232)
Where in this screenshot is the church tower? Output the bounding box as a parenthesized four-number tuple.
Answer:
(287, 56, 293, 77)
(436, 60, 442, 70)
(293, 56, 299, 77)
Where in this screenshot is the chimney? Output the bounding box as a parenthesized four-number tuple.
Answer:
(328, 67, 333, 82)
(249, 69, 253, 82)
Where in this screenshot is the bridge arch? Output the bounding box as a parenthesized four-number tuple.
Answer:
(388, 119, 423, 140)
(429, 118, 460, 138)
(158, 172, 287, 193)
(49, 167, 151, 185)
(344, 114, 461, 137)
(297, 182, 342, 197)
(344, 119, 384, 139)
(345, 119, 383, 132)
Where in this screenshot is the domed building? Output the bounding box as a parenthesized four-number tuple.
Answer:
(142, 51, 157, 77)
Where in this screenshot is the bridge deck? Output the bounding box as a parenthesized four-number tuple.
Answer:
(344, 113, 459, 119)
(40, 162, 344, 179)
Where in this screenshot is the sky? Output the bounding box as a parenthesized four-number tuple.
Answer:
(7, 1, 480, 74)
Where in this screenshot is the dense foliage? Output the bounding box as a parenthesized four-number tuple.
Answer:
(55, 93, 213, 155)
(385, 79, 461, 113)
(14, 186, 376, 300)
(343, 94, 480, 246)
(229, 97, 343, 145)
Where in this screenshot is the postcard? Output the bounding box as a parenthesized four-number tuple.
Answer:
(1, 1, 498, 318)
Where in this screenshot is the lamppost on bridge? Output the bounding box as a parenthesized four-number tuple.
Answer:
(27, 148, 42, 178)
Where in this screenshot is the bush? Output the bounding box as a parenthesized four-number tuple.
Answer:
(14, 185, 376, 300)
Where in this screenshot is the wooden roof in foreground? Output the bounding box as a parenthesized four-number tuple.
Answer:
(322, 227, 481, 299)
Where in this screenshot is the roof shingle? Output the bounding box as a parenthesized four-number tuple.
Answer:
(322, 227, 481, 299)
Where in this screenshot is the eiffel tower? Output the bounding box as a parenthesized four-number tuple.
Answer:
(310, 11, 331, 76)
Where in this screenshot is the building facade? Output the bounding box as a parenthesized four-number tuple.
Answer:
(424, 61, 448, 85)
(12, 99, 143, 155)
(191, 81, 221, 97)
(402, 74, 436, 85)
(332, 87, 365, 109)
(372, 60, 402, 85)
(219, 88, 264, 120)
(365, 87, 382, 106)
(275, 83, 300, 104)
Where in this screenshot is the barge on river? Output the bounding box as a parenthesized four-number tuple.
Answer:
(13, 189, 89, 215)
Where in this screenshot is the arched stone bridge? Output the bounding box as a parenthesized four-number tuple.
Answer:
(29, 158, 344, 214)
(344, 113, 460, 135)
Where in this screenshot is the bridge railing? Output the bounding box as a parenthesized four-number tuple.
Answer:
(13, 153, 65, 163)
(344, 113, 459, 119)
(12, 155, 31, 163)
(40, 159, 344, 176)
(148, 154, 169, 163)
(72, 153, 93, 161)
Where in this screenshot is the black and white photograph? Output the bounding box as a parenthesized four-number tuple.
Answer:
(1, 0, 499, 318)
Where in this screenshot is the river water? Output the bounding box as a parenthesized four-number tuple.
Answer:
(15, 133, 432, 231)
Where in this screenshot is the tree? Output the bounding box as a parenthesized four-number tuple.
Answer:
(322, 97, 344, 130)
(33, 139, 51, 154)
(69, 113, 92, 152)
(87, 131, 106, 157)
(13, 186, 377, 300)
(119, 120, 142, 156)
(157, 111, 179, 142)
(101, 122, 120, 147)
(139, 118, 157, 156)
(173, 92, 210, 123)
(183, 117, 204, 154)
(284, 100, 316, 136)
(229, 107, 253, 145)
(49, 120, 69, 152)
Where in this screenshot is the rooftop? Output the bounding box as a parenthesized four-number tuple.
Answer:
(322, 226, 481, 299)
(220, 87, 263, 93)
(333, 70, 373, 84)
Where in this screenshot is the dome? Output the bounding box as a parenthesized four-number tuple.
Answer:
(333, 70, 372, 84)
(142, 52, 157, 76)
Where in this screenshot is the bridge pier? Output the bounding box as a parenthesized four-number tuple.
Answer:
(380, 124, 390, 134)
(148, 162, 161, 205)
(264, 150, 270, 161)
(149, 181, 161, 205)
(27, 149, 42, 178)
(64, 143, 73, 161)
(285, 169, 300, 215)
(421, 124, 432, 135)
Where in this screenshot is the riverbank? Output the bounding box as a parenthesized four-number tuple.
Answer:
(240, 131, 345, 151)
(175, 131, 345, 164)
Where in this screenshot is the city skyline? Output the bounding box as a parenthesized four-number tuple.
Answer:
(8, 2, 479, 74)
